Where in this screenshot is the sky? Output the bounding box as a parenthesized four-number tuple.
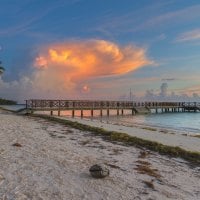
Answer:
(0, 0, 200, 102)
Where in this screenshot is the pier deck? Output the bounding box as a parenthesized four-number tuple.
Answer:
(25, 100, 200, 117)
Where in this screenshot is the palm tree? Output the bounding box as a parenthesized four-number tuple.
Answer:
(0, 61, 5, 75)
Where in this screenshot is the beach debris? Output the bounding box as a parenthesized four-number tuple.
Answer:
(143, 180, 155, 190)
(57, 135, 66, 138)
(138, 151, 150, 159)
(135, 163, 161, 179)
(105, 163, 121, 169)
(111, 148, 123, 155)
(49, 132, 57, 138)
(89, 164, 109, 178)
(0, 149, 4, 154)
(80, 140, 90, 146)
(48, 132, 66, 139)
(12, 143, 22, 147)
(0, 174, 5, 185)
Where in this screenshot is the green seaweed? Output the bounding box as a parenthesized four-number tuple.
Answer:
(30, 114, 200, 165)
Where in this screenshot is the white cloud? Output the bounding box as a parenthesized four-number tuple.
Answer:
(176, 29, 200, 42)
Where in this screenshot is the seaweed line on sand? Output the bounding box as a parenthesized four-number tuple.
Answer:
(30, 114, 200, 166)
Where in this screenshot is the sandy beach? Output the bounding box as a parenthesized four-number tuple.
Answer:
(0, 109, 200, 200)
(56, 116, 200, 152)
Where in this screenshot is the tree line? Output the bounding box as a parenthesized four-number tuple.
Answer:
(0, 98, 17, 105)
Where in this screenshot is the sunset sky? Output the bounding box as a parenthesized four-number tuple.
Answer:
(0, 0, 200, 102)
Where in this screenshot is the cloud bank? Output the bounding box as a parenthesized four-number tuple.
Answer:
(120, 82, 200, 102)
(0, 39, 153, 101)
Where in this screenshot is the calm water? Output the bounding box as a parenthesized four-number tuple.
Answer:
(0, 104, 26, 111)
(99, 112, 200, 134)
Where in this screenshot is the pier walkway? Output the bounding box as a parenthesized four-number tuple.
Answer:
(25, 99, 200, 117)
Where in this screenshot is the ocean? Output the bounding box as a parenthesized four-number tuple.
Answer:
(98, 112, 200, 135)
(0, 104, 26, 111)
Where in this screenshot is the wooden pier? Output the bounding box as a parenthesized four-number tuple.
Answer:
(25, 99, 200, 117)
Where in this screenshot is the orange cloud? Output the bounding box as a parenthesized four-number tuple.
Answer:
(30, 39, 155, 98)
(35, 40, 153, 82)
(35, 56, 48, 68)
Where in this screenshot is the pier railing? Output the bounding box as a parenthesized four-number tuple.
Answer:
(26, 99, 200, 110)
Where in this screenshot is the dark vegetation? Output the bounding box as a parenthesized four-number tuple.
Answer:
(135, 163, 161, 179)
(31, 114, 200, 165)
(0, 98, 17, 105)
(192, 135, 200, 138)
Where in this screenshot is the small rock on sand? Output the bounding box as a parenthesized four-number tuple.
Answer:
(89, 164, 109, 178)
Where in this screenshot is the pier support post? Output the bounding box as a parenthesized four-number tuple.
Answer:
(50, 110, 53, 116)
(91, 109, 94, 117)
(81, 110, 83, 118)
(117, 109, 119, 115)
(156, 108, 158, 113)
(107, 109, 109, 116)
(121, 109, 124, 115)
(72, 109, 75, 118)
(58, 100, 61, 116)
(100, 109, 103, 117)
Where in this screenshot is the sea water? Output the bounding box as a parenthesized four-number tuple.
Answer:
(0, 104, 26, 111)
(99, 112, 200, 135)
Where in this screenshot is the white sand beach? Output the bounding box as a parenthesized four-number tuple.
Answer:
(57, 116, 200, 152)
(0, 109, 200, 200)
